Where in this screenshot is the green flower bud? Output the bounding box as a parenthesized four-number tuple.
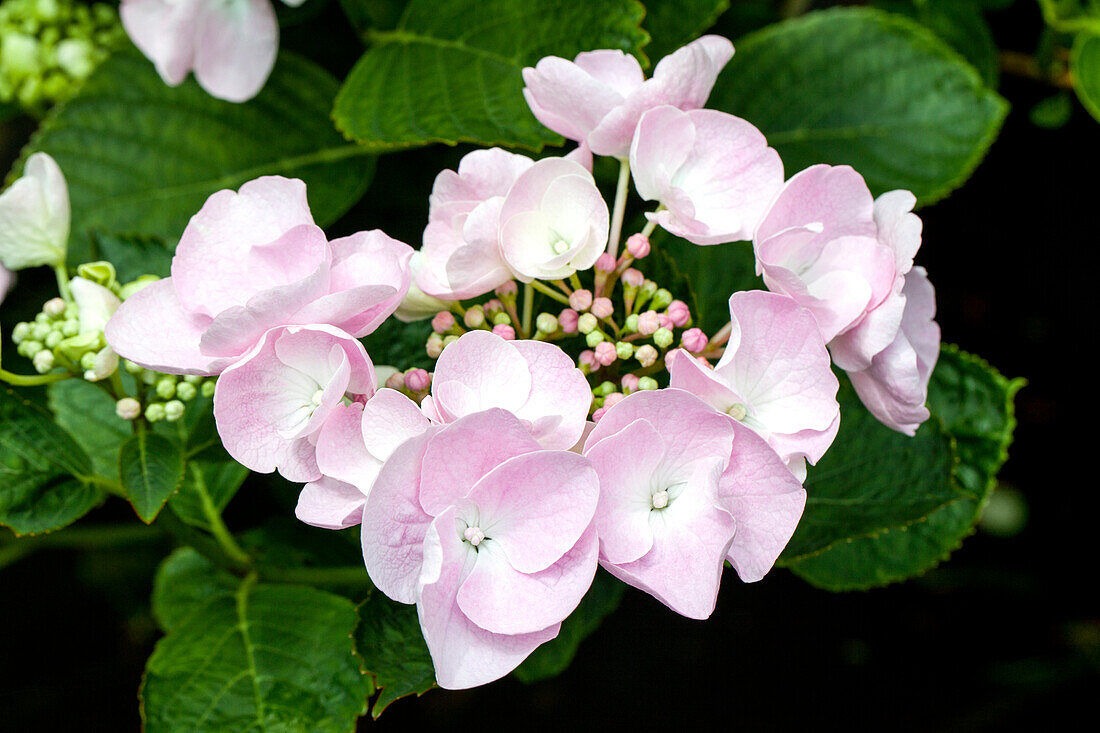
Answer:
(651, 288, 673, 311)
(144, 402, 166, 422)
(18, 339, 42, 358)
(79, 351, 95, 370)
(155, 377, 176, 400)
(44, 330, 62, 348)
(163, 400, 185, 422)
(535, 312, 559, 334)
(57, 331, 101, 361)
(118, 274, 159, 301)
(615, 341, 633, 360)
(123, 359, 143, 375)
(76, 260, 116, 289)
(623, 313, 639, 333)
(60, 320, 79, 337)
(32, 348, 54, 373)
(491, 312, 511, 326)
(115, 397, 141, 421)
(637, 376, 659, 391)
(585, 330, 604, 348)
(175, 381, 197, 401)
(594, 381, 617, 397)
(31, 321, 51, 341)
(1, 33, 41, 78)
(577, 313, 598, 334)
(55, 37, 94, 78)
(183, 374, 203, 384)
(653, 327, 674, 349)
(200, 381, 215, 398)
(11, 322, 31, 343)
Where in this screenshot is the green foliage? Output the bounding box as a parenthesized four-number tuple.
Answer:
(1072, 32, 1100, 121)
(15, 48, 374, 262)
(143, 549, 371, 732)
(48, 378, 128, 480)
(89, 232, 174, 281)
(643, 0, 730, 62)
(0, 386, 103, 535)
(513, 569, 625, 683)
(711, 7, 1008, 203)
(873, 0, 999, 87)
(783, 346, 1023, 590)
(333, 0, 649, 151)
(779, 385, 961, 561)
(170, 462, 250, 532)
(355, 591, 436, 717)
(1031, 91, 1075, 127)
(120, 424, 185, 523)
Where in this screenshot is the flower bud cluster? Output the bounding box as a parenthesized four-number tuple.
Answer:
(118, 363, 215, 422)
(0, 0, 125, 115)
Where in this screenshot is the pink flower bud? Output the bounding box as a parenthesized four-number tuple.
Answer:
(625, 233, 651, 258)
(594, 341, 617, 366)
(592, 406, 608, 422)
(680, 327, 708, 352)
(405, 368, 431, 392)
(484, 298, 504, 315)
(620, 374, 640, 393)
(635, 344, 658, 368)
(637, 310, 660, 335)
(667, 300, 691, 327)
(591, 297, 614, 319)
(579, 350, 598, 370)
(569, 289, 593, 311)
(495, 280, 518, 297)
(432, 310, 455, 334)
(558, 308, 580, 333)
(603, 392, 625, 410)
(492, 323, 516, 340)
(622, 268, 644, 288)
(385, 371, 407, 390)
(463, 305, 486, 329)
(426, 332, 444, 359)
(595, 253, 616, 273)
(658, 313, 674, 330)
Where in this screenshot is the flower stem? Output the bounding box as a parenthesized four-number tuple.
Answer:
(0, 368, 71, 386)
(54, 264, 72, 303)
(529, 279, 571, 306)
(192, 464, 251, 570)
(641, 217, 658, 239)
(522, 282, 534, 336)
(607, 158, 632, 259)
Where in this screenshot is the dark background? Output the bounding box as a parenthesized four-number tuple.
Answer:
(1, 1, 1094, 730)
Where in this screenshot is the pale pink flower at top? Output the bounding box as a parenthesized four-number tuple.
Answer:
(0, 152, 70, 271)
(754, 165, 939, 434)
(668, 291, 840, 481)
(361, 409, 600, 689)
(417, 148, 534, 301)
(583, 389, 806, 619)
(0, 265, 13, 305)
(394, 251, 451, 322)
(420, 330, 592, 449)
(498, 158, 609, 282)
(119, 0, 293, 103)
(296, 388, 430, 529)
(847, 267, 940, 436)
(522, 36, 735, 158)
(213, 324, 376, 482)
(107, 176, 413, 376)
(630, 106, 783, 245)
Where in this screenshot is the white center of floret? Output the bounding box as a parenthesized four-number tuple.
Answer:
(651, 489, 669, 510)
(727, 403, 747, 421)
(463, 526, 486, 547)
(311, 389, 325, 406)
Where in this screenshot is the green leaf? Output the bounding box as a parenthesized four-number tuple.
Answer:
(873, 0, 999, 87)
(783, 346, 1023, 590)
(779, 382, 962, 561)
(48, 378, 129, 480)
(120, 424, 185, 523)
(360, 316, 434, 371)
(355, 592, 435, 717)
(0, 386, 103, 535)
(711, 8, 1008, 203)
(333, 0, 649, 152)
(1072, 32, 1100, 122)
(16, 48, 375, 262)
(513, 569, 625, 683)
(89, 231, 175, 281)
(643, 0, 730, 61)
(170, 462, 250, 532)
(1031, 91, 1074, 128)
(143, 550, 371, 732)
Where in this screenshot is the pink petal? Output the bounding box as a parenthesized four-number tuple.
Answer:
(429, 148, 534, 218)
(359, 388, 431, 460)
(629, 105, 695, 203)
(522, 56, 628, 143)
(509, 340, 593, 449)
(192, 0, 278, 103)
(295, 476, 366, 530)
(120, 0, 200, 86)
(417, 510, 560, 689)
(667, 348, 746, 415)
(755, 164, 876, 244)
(314, 403, 381, 493)
(717, 424, 807, 582)
(572, 49, 645, 97)
(430, 330, 533, 420)
(873, 190, 921, 275)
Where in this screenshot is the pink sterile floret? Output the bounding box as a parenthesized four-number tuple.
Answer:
(583, 389, 806, 619)
(106, 176, 413, 376)
(420, 330, 592, 450)
(418, 148, 533, 300)
(297, 388, 430, 529)
(498, 158, 609, 282)
(213, 324, 376, 483)
(631, 106, 783, 245)
(360, 409, 600, 689)
(668, 291, 840, 478)
(120, 0, 282, 103)
(522, 36, 735, 159)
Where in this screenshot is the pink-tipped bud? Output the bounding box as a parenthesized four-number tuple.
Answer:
(431, 310, 455, 334)
(484, 298, 504, 316)
(426, 332, 445, 358)
(657, 313, 674, 331)
(594, 341, 617, 366)
(591, 297, 614, 319)
(595, 253, 616, 273)
(579, 350, 598, 371)
(463, 305, 486, 329)
(569, 289, 593, 311)
(625, 233, 651, 258)
(622, 268, 644, 288)
(620, 374, 640, 394)
(492, 323, 516, 340)
(603, 392, 625, 410)
(385, 371, 407, 391)
(592, 406, 608, 422)
(405, 368, 431, 392)
(495, 280, 518, 297)
(558, 308, 580, 333)
(637, 310, 660, 335)
(635, 344, 659, 368)
(681, 327, 708, 353)
(667, 300, 691, 327)
(43, 298, 66, 318)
